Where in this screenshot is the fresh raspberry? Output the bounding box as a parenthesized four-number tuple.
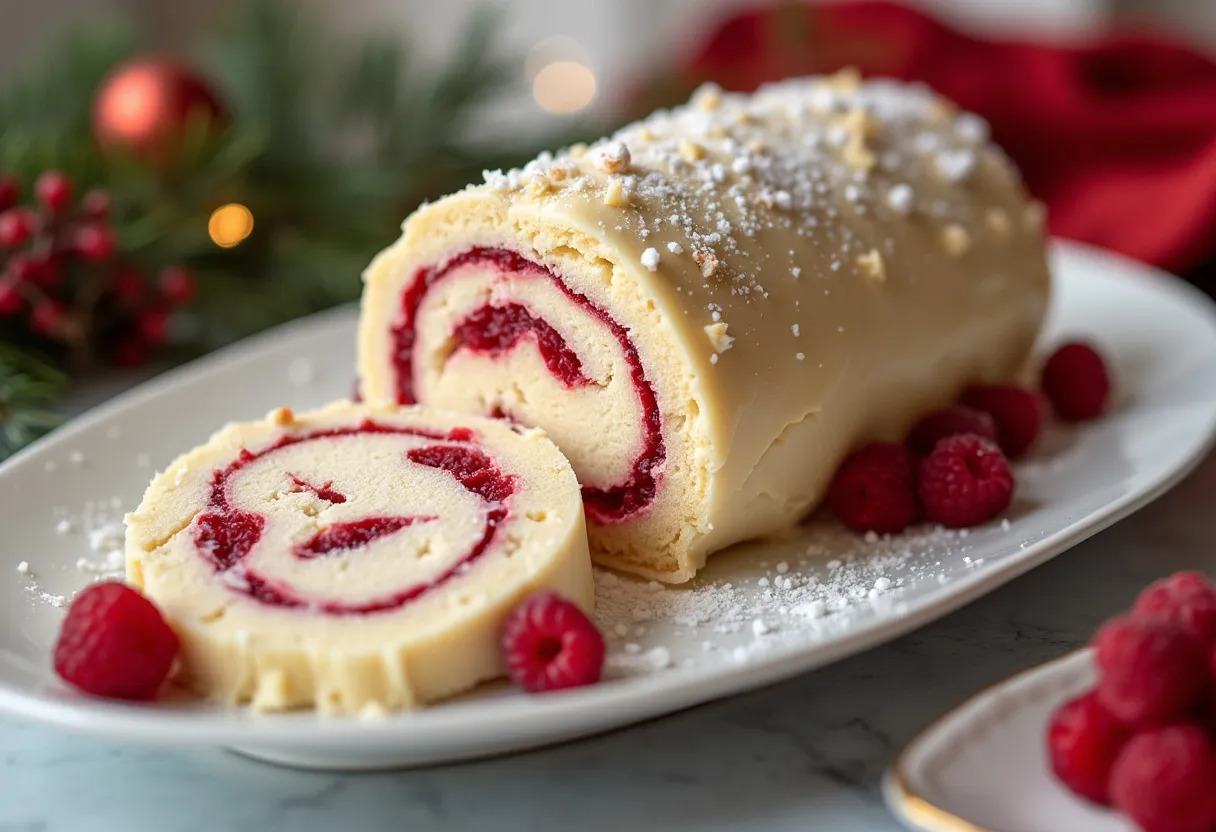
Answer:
(1047, 690, 1129, 805)
(501, 592, 604, 693)
(0, 207, 35, 247)
(1093, 616, 1206, 728)
(1109, 725, 1216, 832)
(827, 442, 920, 534)
(53, 581, 179, 700)
(1042, 342, 1111, 422)
(960, 385, 1044, 459)
(917, 434, 1013, 527)
(1132, 572, 1216, 652)
(34, 170, 73, 213)
(906, 405, 998, 456)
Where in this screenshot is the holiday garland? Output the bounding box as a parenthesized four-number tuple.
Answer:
(0, 1, 589, 459)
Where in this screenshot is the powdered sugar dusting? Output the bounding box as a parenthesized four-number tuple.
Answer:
(594, 519, 988, 678)
(19, 497, 130, 610)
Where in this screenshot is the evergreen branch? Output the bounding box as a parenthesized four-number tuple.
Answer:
(0, 347, 69, 459)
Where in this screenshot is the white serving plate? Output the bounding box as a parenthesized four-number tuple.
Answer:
(1, 240, 1215, 770)
(883, 649, 1132, 831)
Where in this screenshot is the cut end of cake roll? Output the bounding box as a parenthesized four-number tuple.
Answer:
(358, 71, 1050, 583)
(124, 401, 591, 713)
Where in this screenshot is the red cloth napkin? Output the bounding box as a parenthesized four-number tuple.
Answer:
(682, 2, 1216, 275)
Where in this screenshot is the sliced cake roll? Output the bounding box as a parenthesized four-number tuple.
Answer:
(125, 401, 591, 713)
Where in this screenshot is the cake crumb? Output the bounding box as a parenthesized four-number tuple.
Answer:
(16, 560, 29, 575)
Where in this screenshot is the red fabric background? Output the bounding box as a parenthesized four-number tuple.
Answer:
(681, 2, 1216, 275)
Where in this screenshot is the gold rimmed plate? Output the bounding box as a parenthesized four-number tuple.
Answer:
(883, 649, 1132, 831)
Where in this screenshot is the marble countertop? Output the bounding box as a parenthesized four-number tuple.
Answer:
(5, 379, 1215, 831)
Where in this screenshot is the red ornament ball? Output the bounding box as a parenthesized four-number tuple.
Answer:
(93, 59, 226, 161)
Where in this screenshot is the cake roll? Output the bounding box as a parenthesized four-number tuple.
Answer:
(358, 71, 1050, 583)
(125, 402, 592, 713)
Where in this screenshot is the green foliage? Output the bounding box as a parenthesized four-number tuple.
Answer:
(0, 0, 597, 458)
(0, 347, 67, 457)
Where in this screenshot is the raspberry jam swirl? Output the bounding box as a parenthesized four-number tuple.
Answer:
(390, 247, 664, 523)
(192, 421, 515, 615)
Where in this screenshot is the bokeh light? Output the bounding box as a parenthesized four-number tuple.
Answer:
(532, 60, 597, 115)
(208, 203, 254, 248)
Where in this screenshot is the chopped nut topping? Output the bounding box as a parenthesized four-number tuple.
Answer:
(703, 322, 734, 354)
(603, 178, 629, 207)
(857, 249, 886, 282)
(985, 207, 1012, 238)
(598, 141, 631, 175)
(1023, 201, 1046, 232)
(693, 248, 719, 278)
(941, 223, 971, 257)
(679, 139, 706, 162)
(692, 83, 723, 111)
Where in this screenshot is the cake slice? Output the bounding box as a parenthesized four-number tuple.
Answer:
(125, 401, 591, 713)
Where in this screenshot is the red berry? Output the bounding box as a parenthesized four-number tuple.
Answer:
(53, 581, 178, 700)
(1042, 342, 1111, 422)
(1047, 690, 1129, 805)
(907, 405, 998, 456)
(137, 309, 169, 345)
(35, 170, 73, 213)
(0, 207, 35, 247)
(29, 253, 61, 289)
(31, 300, 65, 336)
(112, 269, 145, 303)
(960, 385, 1044, 459)
(81, 189, 111, 221)
(74, 224, 115, 261)
(1109, 725, 1216, 832)
(0, 176, 18, 210)
(7, 253, 40, 284)
(112, 337, 147, 368)
(827, 442, 920, 534)
(500, 592, 604, 693)
(0, 282, 22, 315)
(1093, 616, 1206, 728)
(917, 434, 1013, 527)
(1133, 572, 1216, 652)
(158, 266, 195, 305)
